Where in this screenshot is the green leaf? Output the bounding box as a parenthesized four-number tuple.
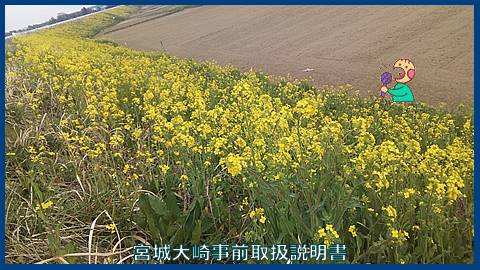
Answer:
(138, 194, 162, 241)
(148, 195, 167, 216)
(191, 220, 202, 244)
(165, 191, 180, 216)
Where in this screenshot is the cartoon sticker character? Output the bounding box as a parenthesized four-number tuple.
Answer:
(381, 59, 415, 103)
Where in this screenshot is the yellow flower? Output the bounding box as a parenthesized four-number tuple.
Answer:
(391, 228, 400, 239)
(160, 164, 169, 174)
(235, 137, 247, 149)
(382, 205, 397, 221)
(123, 164, 131, 174)
(294, 97, 318, 118)
(316, 224, 339, 246)
(324, 239, 333, 246)
(224, 153, 244, 177)
(249, 207, 267, 224)
(401, 188, 416, 199)
(348, 225, 358, 237)
(106, 223, 117, 234)
(259, 216, 267, 224)
(35, 200, 54, 211)
(255, 208, 265, 215)
(390, 227, 409, 244)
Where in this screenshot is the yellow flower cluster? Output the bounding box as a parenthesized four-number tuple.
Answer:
(222, 153, 245, 177)
(249, 208, 267, 224)
(316, 224, 340, 246)
(35, 200, 54, 211)
(390, 227, 409, 244)
(382, 205, 397, 221)
(348, 225, 358, 237)
(239, 196, 249, 211)
(105, 223, 117, 234)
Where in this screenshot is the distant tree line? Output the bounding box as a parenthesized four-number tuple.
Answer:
(5, 5, 117, 37)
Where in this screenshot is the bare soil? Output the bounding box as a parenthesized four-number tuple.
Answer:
(98, 5, 474, 106)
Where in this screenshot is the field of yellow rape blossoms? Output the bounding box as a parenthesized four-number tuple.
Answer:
(5, 6, 474, 264)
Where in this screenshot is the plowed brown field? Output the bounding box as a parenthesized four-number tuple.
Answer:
(98, 6, 474, 106)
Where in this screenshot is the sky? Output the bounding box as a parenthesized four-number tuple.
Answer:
(5, 5, 93, 32)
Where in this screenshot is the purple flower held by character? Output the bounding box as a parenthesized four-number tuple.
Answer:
(380, 72, 392, 97)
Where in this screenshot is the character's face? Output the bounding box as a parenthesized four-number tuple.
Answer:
(393, 59, 415, 83)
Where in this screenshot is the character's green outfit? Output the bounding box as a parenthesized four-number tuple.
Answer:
(388, 83, 414, 102)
